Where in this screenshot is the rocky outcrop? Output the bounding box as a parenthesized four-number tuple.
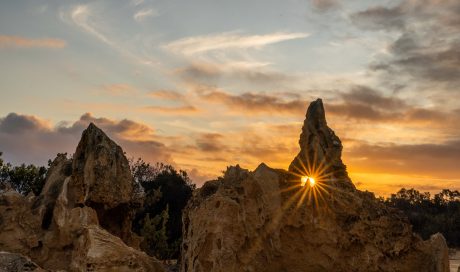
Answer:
(181, 99, 450, 272)
(0, 123, 164, 272)
(0, 251, 45, 272)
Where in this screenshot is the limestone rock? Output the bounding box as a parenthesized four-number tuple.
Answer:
(71, 225, 164, 272)
(69, 123, 138, 245)
(181, 99, 450, 272)
(0, 123, 164, 272)
(0, 251, 46, 272)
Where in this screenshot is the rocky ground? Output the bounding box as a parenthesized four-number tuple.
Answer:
(450, 249, 460, 272)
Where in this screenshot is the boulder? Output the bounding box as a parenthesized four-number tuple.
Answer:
(0, 123, 164, 272)
(0, 251, 45, 272)
(181, 99, 450, 272)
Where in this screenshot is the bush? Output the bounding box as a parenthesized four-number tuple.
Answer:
(0, 152, 47, 196)
(130, 158, 195, 259)
(383, 188, 460, 247)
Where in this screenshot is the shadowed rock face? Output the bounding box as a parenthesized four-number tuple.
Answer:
(289, 98, 354, 191)
(181, 99, 450, 272)
(0, 123, 164, 272)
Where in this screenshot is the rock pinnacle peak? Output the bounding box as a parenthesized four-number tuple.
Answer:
(289, 99, 353, 189)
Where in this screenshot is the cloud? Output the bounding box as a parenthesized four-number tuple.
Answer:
(196, 86, 308, 115)
(146, 90, 199, 114)
(131, 0, 144, 6)
(350, 0, 460, 91)
(101, 84, 138, 96)
(177, 62, 295, 87)
(0, 112, 170, 167)
(65, 5, 157, 66)
(195, 133, 224, 152)
(0, 113, 50, 134)
(350, 5, 405, 31)
(310, 0, 340, 12)
(148, 90, 185, 100)
(324, 85, 460, 125)
(134, 8, 158, 22)
(165, 31, 309, 55)
(346, 140, 460, 179)
(0, 35, 66, 49)
(142, 105, 199, 114)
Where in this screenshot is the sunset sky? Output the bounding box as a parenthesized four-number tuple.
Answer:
(1, 0, 459, 196)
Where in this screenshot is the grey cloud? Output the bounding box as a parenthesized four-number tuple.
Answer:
(0, 112, 170, 166)
(198, 88, 307, 115)
(178, 62, 295, 87)
(310, 0, 340, 12)
(0, 113, 48, 134)
(352, 0, 460, 88)
(195, 133, 224, 152)
(340, 85, 406, 110)
(350, 5, 405, 31)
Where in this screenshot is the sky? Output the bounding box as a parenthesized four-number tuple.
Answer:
(0, 0, 459, 196)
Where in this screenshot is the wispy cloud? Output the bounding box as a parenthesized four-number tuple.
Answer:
(195, 85, 308, 115)
(101, 84, 138, 96)
(142, 105, 200, 114)
(165, 31, 310, 55)
(131, 0, 144, 6)
(148, 90, 185, 100)
(0, 35, 66, 49)
(134, 8, 158, 22)
(65, 5, 157, 66)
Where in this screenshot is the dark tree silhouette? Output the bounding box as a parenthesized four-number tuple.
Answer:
(0, 152, 48, 196)
(383, 188, 460, 247)
(130, 158, 195, 260)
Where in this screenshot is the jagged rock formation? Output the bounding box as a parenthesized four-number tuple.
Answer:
(0, 123, 164, 272)
(0, 251, 45, 272)
(181, 99, 450, 272)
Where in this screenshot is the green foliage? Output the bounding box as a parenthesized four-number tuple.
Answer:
(140, 206, 178, 259)
(384, 188, 460, 247)
(0, 152, 47, 195)
(130, 158, 195, 260)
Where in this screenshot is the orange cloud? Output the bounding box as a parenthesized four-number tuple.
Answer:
(0, 35, 66, 48)
(142, 105, 200, 115)
(101, 84, 138, 96)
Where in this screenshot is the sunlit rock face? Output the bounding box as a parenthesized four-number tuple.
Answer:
(0, 123, 164, 272)
(181, 99, 450, 272)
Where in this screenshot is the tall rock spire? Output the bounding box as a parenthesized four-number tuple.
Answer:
(289, 99, 353, 189)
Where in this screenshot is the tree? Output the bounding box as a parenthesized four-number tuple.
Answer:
(130, 158, 195, 259)
(0, 152, 47, 195)
(384, 188, 460, 247)
(140, 206, 175, 259)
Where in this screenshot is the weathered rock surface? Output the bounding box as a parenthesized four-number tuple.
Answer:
(0, 251, 45, 272)
(0, 123, 164, 272)
(181, 99, 450, 272)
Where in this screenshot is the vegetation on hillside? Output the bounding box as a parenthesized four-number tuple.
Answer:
(130, 158, 195, 260)
(382, 188, 460, 247)
(0, 152, 47, 195)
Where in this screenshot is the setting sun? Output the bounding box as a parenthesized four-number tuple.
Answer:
(309, 177, 316, 187)
(300, 176, 315, 187)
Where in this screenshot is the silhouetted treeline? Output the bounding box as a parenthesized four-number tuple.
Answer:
(382, 188, 460, 247)
(0, 152, 47, 195)
(130, 158, 195, 260)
